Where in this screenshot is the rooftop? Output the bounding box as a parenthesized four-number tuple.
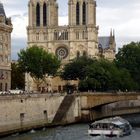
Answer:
(98, 36, 110, 49)
(0, 1, 6, 17)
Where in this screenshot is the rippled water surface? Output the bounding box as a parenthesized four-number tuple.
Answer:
(1, 123, 140, 140)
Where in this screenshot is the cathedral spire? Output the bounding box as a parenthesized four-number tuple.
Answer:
(113, 29, 115, 38)
(110, 29, 113, 37)
(109, 29, 116, 50)
(109, 29, 113, 44)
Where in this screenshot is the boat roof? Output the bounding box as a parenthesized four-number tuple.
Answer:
(91, 117, 129, 126)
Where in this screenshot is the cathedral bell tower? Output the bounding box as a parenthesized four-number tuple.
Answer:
(28, 0, 58, 27)
(27, 0, 59, 49)
(68, 0, 98, 58)
(68, 0, 96, 26)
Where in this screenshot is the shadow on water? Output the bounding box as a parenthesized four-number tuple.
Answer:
(122, 113, 140, 127)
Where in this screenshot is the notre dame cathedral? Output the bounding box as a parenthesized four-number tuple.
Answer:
(26, 0, 116, 92)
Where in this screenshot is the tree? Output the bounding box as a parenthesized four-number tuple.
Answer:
(62, 56, 136, 92)
(85, 59, 137, 92)
(61, 56, 96, 80)
(11, 62, 25, 90)
(115, 42, 140, 89)
(18, 45, 61, 90)
(84, 59, 111, 91)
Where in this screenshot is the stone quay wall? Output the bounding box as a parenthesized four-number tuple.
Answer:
(0, 92, 139, 136)
(0, 94, 81, 136)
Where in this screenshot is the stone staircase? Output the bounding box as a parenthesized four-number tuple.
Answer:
(52, 95, 75, 124)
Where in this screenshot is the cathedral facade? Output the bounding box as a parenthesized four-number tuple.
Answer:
(0, 2, 12, 91)
(26, 0, 116, 92)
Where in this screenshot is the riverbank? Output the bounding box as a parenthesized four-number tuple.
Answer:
(0, 93, 140, 137)
(0, 94, 81, 137)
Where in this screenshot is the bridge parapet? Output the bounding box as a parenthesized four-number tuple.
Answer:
(79, 92, 140, 110)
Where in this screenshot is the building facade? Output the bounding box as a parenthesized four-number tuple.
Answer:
(26, 0, 116, 92)
(0, 2, 12, 91)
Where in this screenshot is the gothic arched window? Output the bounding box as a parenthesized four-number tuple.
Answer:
(36, 3, 40, 26)
(82, 2, 86, 25)
(76, 2, 80, 25)
(43, 3, 47, 26)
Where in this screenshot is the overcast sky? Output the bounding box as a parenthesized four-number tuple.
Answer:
(2, 0, 140, 60)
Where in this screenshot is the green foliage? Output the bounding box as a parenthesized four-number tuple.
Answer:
(61, 56, 96, 80)
(79, 59, 136, 92)
(18, 45, 61, 90)
(18, 45, 60, 79)
(61, 56, 137, 92)
(79, 78, 100, 92)
(11, 62, 25, 90)
(115, 42, 140, 89)
(85, 60, 111, 91)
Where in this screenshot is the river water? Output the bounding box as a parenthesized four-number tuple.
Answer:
(1, 115, 140, 140)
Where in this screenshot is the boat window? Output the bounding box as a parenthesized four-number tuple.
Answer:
(119, 124, 125, 128)
(103, 123, 108, 129)
(109, 124, 114, 129)
(92, 124, 100, 129)
(94, 124, 98, 129)
(89, 124, 93, 129)
(114, 124, 120, 129)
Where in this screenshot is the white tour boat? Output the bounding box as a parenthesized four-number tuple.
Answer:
(88, 116, 132, 137)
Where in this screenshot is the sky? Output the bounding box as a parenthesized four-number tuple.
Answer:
(2, 0, 140, 60)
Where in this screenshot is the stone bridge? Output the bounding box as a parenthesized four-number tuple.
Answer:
(78, 92, 140, 121)
(79, 92, 140, 110)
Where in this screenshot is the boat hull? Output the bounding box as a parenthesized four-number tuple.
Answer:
(88, 116, 132, 137)
(88, 129, 123, 137)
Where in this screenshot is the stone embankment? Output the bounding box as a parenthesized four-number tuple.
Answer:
(0, 93, 81, 136)
(0, 92, 140, 136)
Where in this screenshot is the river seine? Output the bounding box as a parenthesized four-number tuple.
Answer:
(1, 114, 140, 140)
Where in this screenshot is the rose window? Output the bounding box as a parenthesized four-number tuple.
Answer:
(55, 47, 68, 59)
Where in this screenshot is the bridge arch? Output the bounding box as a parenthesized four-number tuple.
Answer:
(80, 93, 140, 110)
(80, 93, 140, 121)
